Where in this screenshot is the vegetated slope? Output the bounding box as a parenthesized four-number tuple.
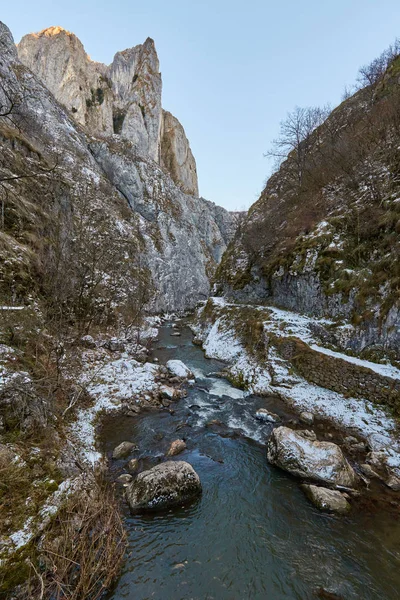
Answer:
(0, 21, 234, 319)
(216, 59, 400, 360)
(0, 20, 234, 595)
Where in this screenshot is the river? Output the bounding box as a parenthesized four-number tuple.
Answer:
(100, 320, 400, 600)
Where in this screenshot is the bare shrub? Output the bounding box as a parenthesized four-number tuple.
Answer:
(357, 39, 400, 88)
(265, 105, 331, 184)
(35, 476, 127, 600)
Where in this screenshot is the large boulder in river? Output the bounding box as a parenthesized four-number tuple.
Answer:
(125, 461, 201, 512)
(267, 427, 357, 487)
(166, 359, 194, 379)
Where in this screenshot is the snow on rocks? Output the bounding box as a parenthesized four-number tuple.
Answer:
(166, 359, 194, 379)
(4, 476, 82, 555)
(309, 344, 400, 381)
(203, 318, 242, 362)
(70, 356, 160, 465)
(195, 298, 400, 477)
(125, 461, 201, 513)
(254, 408, 280, 423)
(267, 427, 357, 488)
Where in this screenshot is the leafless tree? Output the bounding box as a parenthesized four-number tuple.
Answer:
(265, 105, 331, 184)
(357, 39, 400, 88)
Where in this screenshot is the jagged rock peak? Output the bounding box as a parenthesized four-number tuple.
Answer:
(31, 25, 73, 38)
(0, 21, 17, 58)
(161, 110, 199, 196)
(17, 26, 199, 195)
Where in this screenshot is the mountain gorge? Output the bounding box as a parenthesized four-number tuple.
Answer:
(2, 16, 400, 600)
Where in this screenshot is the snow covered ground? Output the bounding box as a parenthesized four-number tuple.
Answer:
(195, 298, 400, 474)
(70, 352, 160, 465)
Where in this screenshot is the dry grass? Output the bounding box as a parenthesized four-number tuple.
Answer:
(29, 475, 127, 600)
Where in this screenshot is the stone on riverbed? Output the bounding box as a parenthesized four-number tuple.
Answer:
(160, 385, 179, 400)
(254, 408, 280, 423)
(299, 411, 314, 425)
(166, 359, 194, 379)
(125, 461, 201, 512)
(267, 426, 357, 487)
(167, 439, 187, 456)
(301, 484, 351, 514)
(112, 441, 137, 460)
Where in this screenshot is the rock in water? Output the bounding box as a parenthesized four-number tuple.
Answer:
(267, 427, 357, 487)
(112, 441, 137, 459)
(125, 461, 201, 512)
(254, 408, 280, 423)
(166, 359, 194, 379)
(167, 439, 187, 456)
(301, 484, 351, 514)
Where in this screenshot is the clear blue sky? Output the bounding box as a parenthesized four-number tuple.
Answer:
(3, 1, 400, 209)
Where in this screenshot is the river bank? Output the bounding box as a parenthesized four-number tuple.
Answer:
(98, 319, 400, 600)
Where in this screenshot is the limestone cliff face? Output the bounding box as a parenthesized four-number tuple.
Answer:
(17, 26, 195, 185)
(161, 110, 199, 196)
(17, 27, 114, 137)
(1, 21, 234, 313)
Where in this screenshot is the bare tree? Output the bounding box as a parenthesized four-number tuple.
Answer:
(265, 105, 331, 184)
(357, 39, 400, 88)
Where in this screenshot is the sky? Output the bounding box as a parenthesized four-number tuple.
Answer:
(3, 1, 400, 210)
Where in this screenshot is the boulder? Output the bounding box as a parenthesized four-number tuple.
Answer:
(160, 385, 179, 400)
(360, 463, 383, 480)
(301, 484, 351, 514)
(112, 441, 137, 460)
(125, 461, 201, 512)
(386, 475, 400, 491)
(167, 439, 187, 456)
(166, 359, 193, 378)
(267, 427, 357, 487)
(255, 408, 280, 423)
(299, 411, 314, 425)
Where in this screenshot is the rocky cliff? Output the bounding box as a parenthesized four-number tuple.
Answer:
(17, 26, 198, 194)
(0, 22, 233, 315)
(215, 65, 400, 360)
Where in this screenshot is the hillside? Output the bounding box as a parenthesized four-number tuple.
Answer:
(215, 62, 400, 360)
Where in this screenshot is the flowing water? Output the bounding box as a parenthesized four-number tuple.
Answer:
(101, 322, 400, 600)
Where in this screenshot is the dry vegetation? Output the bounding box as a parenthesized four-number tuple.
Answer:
(216, 45, 400, 326)
(2, 475, 127, 600)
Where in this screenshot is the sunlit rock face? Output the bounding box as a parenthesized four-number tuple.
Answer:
(17, 27, 195, 184)
(1, 21, 234, 314)
(161, 110, 199, 196)
(17, 27, 114, 137)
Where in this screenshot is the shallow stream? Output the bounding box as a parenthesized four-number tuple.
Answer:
(101, 322, 400, 600)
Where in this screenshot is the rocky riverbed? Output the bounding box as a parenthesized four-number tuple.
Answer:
(98, 319, 400, 600)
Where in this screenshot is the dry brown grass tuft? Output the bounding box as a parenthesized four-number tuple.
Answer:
(35, 475, 127, 600)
